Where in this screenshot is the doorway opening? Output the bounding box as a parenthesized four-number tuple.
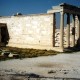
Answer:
(0, 23, 9, 46)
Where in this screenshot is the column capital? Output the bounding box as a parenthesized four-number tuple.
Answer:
(60, 11, 64, 15)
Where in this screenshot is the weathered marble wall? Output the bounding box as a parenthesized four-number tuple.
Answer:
(0, 14, 54, 49)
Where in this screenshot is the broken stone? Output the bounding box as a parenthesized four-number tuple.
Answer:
(8, 53, 13, 58)
(48, 70, 56, 74)
(8, 53, 19, 58)
(1, 50, 10, 57)
(64, 72, 68, 74)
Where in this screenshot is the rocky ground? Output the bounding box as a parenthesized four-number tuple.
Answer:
(0, 52, 80, 80)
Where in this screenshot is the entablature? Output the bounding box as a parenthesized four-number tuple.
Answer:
(47, 3, 80, 15)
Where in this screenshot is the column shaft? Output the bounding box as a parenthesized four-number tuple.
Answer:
(66, 13, 70, 47)
(72, 15, 75, 47)
(77, 15, 80, 45)
(0, 28, 1, 42)
(60, 12, 64, 48)
(53, 13, 56, 47)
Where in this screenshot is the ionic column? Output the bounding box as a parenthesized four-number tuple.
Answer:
(77, 15, 80, 45)
(53, 13, 56, 47)
(66, 13, 70, 47)
(60, 12, 64, 48)
(72, 14, 75, 47)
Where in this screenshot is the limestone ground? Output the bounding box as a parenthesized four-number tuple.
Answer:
(0, 51, 80, 80)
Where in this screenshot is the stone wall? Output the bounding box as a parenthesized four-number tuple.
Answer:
(0, 14, 54, 49)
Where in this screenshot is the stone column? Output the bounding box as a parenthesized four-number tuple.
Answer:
(53, 13, 56, 47)
(72, 14, 75, 47)
(77, 15, 80, 45)
(66, 13, 70, 47)
(60, 12, 64, 48)
(0, 28, 1, 42)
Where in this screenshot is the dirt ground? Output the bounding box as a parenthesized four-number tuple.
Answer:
(0, 52, 80, 80)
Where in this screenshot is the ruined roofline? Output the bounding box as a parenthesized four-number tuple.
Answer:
(12, 13, 52, 17)
(47, 3, 80, 15)
(60, 3, 80, 11)
(0, 13, 52, 18)
(59, 3, 79, 8)
(52, 3, 80, 10)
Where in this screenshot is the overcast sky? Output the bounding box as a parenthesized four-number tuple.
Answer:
(0, 0, 80, 16)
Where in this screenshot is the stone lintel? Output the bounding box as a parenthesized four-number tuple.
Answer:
(52, 6, 63, 9)
(47, 8, 63, 13)
(64, 9, 80, 15)
(0, 23, 6, 27)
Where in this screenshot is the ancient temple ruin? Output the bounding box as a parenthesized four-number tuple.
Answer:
(47, 3, 80, 51)
(0, 3, 80, 52)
